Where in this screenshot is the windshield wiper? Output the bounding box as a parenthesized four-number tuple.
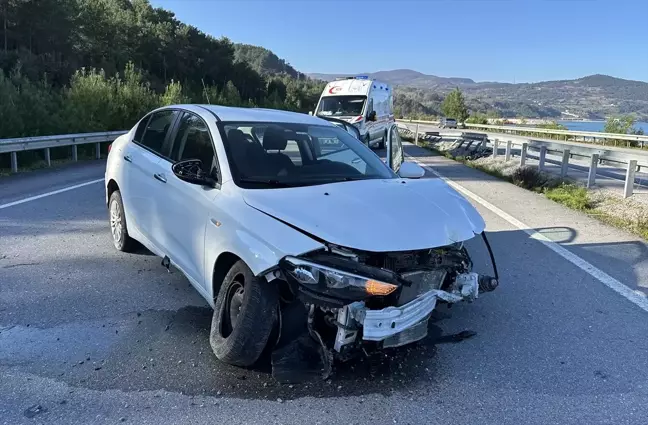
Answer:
(238, 178, 299, 187)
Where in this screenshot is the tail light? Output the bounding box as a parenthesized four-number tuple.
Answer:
(107, 143, 112, 153)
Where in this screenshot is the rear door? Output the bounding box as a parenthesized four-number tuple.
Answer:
(125, 109, 180, 250)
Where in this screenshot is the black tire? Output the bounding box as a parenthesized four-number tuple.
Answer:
(108, 190, 137, 252)
(378, 131, 387, 149)
(210, 260, 278, 367)
(363, 133, 372, 148)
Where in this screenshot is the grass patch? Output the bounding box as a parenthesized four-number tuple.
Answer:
(544, 184, 592, 211)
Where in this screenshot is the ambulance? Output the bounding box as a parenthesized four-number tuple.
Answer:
(313, 76, 394, 149)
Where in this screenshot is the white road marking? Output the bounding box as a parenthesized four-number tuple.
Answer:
(409, 155, 648, 314)
(0, 178, 104, 210)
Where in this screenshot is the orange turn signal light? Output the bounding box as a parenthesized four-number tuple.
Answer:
(365, 280, 398, 296)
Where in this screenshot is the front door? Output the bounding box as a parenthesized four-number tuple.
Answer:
(156, 111, 220, 289)
(386, 124, 404, 173)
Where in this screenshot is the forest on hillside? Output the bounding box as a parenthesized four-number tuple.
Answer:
(0, 0, 326, 141)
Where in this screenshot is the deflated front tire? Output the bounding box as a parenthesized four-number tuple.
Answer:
(209, 260, 279, 367)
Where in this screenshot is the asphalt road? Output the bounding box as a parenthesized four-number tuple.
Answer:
(1, 144, 648, 425)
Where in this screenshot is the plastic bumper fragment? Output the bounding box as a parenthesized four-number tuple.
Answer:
(359, 289, 462, 342)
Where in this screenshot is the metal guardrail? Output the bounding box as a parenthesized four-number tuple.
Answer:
(396, 119, 648, 147)
(397, 124, 646, 198)
(0, 131, 127, 172)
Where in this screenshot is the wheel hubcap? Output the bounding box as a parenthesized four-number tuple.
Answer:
(110, 200, 123, 245)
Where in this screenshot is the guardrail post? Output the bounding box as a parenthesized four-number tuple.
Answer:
(505, 141, 512, 161)
(587, 154, 598, 188)
(44, 148, 51, 167)
(520, 143, 528, 166)
(72, 145, 78, 162)
(11, 152, 18, 173)
(538, 146, 547, 170)
(560, 149, 570, 177)
(414, 123, 419, 146)
(492, 139, 499, 159)
(95, 142, 101, 160)
(624, 160, 637, 198)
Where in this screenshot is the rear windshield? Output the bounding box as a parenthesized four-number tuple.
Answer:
(316, 96, 366, 117)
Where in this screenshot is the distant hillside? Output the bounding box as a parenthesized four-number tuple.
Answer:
(308, 69, 648, 120)
(233, 44, 304, 79)
(308, 69, 475, 88)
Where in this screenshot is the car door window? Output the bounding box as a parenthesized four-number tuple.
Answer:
(389, 126, 404, 172)
(138, 110, 178, 156)
(170, 112, 217, 176)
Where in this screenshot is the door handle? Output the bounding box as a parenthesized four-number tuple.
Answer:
(123, 155, 132, 163)
(153, 173, 167, 183)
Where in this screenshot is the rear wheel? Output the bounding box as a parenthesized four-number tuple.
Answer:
(108, 190, 137, 252)
(210, 260, 279, 367)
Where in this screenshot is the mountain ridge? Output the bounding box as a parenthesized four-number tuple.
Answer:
(306, 69, 648, 120)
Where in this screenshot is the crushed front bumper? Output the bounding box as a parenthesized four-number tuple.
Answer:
(341, 272, 483, 349)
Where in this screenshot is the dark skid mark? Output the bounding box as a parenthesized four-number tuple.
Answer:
(434, 330, 477, 344)
(2, 262, 40, 269)
(24, 404, 48, 418)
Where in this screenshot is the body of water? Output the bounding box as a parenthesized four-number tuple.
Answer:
(558, 120, 648, 134)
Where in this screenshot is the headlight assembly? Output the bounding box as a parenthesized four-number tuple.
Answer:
(281, 256, 397, 296)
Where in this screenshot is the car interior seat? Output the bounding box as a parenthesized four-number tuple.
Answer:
(262, 127, 295, 174)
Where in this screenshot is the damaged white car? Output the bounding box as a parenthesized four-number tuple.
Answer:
(105, 104, 498, 378)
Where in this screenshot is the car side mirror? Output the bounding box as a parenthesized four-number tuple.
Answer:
(172, 159, 217, 187)
(308, 111, 313, 116)
(398, 161, 425, 179)
(368, 111, 377, 121)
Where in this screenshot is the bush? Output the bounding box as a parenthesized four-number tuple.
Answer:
(510, 166, 562, 190)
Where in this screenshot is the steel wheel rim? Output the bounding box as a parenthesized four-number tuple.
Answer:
(222, 277, 245, 337)
(110, 199, 123, 245)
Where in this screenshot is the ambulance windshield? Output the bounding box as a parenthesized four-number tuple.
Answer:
(316, 96, 366, 117)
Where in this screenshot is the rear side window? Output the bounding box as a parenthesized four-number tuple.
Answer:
(133, 116, 150, 143)
(138, 110, 179, 156)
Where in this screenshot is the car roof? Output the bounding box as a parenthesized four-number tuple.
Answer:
(162, 104, 333, 125)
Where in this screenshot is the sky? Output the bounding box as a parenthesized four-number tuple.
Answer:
(151, 0, 648, 83)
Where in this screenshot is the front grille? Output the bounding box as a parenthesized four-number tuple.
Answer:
(361, 249, 438, 272)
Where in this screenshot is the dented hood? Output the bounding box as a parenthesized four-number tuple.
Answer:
(242, 178, 485, 252)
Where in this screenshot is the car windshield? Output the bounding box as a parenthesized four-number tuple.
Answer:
(220, 122, 396, 189)
(316, 96, 366, 117)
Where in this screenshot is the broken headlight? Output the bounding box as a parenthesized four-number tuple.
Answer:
(281, 256, 397, 297)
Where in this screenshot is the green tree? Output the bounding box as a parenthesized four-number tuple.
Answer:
(538, 121, 567, 130)
(466, 112, 488, 125)
(440, 88, 469, 123)
(221, 80, 241, 106)
(160, 79, 189, 105)
(604, 115, 643, 135)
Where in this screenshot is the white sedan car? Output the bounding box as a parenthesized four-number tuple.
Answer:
(105, 104, 498, 371)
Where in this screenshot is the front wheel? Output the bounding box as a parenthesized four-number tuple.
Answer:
(209, 260, 278, 367)
(363, 133, 371, 148)
(378, 131, 387, 149)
